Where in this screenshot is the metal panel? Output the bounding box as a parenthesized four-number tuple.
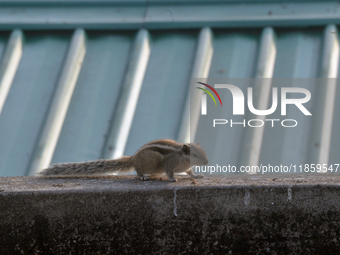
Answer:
(207, 29, 260, 78)
(260, 25, 340, 168)
(178, 27, 213, 143)
(329, 62, 340, 165)
(259, 28, 323, 167)
(272, 29, 322, 78)
(103, 29, 150, 160)
(51, 31, 134, 164)
(0, 33, 8, 62)
(0, 31, 70, 176)
(0, 4, 339, 176)
(29, 29, 86, 175)
(239, 27, 277, 168)
(309, 24, 339, 165)
(195, 30, 260, 167)
(195, 26, 340, 170)
(0, 30, 23, 115)
(124, 30, 197, 155)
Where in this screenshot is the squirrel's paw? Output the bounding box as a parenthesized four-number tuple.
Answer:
(139, 176, 149, 181)
(192, 174, 205, 179)
(169, 177, 177, 182)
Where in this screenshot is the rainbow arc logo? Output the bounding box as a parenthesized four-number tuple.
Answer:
(196, 82, 223, 106)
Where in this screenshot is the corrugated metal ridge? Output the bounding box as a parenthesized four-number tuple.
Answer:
(103, 29, 150, 159)
(0, 1, 339, 29)
(239, 27, 277, 168)
(178, 27, 213, 143)
(28, 29, 86, 175)
(0, 30, 22, 115)
(309, 24, 339, 165)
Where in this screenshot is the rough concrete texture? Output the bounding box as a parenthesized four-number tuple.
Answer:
(1, 173, 340, 254)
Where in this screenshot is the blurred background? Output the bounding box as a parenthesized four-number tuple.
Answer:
(0, 0, 339, 176)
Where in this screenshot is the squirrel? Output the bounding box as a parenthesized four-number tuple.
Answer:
(37, 139, 209, 182)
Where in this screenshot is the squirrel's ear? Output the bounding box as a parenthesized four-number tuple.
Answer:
(196, 142, 200, 146)
(181, 144, 190, 155)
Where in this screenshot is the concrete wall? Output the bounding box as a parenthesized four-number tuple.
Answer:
(1, 174, 340, 254)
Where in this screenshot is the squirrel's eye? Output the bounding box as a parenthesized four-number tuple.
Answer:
(193, 153, 198, 158)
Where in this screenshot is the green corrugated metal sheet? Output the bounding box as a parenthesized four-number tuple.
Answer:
(0, 1, 339, 176)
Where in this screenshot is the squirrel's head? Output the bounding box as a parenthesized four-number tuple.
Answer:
(181, 142, 209, 166)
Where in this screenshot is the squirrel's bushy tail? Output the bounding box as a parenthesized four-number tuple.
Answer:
(37, 156, 133, 176)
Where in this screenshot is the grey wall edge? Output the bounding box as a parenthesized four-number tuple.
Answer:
(1, 173, 340, 254)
